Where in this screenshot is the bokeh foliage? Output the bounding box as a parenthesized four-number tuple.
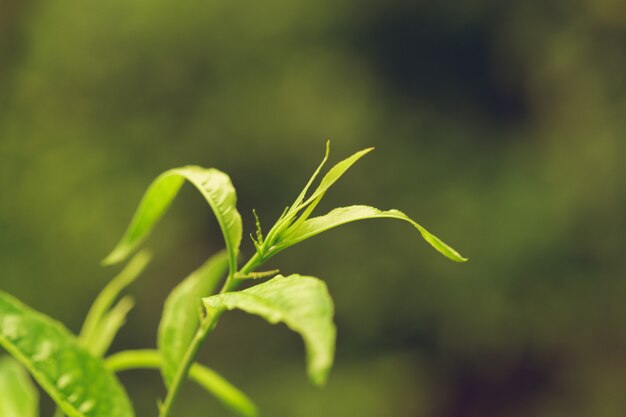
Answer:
(1, 0, 625, 416)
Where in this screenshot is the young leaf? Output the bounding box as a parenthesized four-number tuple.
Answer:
(0, 356, 39, 417)
(263, 144, 371, 250)
(203, 274, 336, 386)
(0, 291, 134, 417)
(80, 250, 151, 351)
(289, 141, 330, 212)
(158, 251, 229, 385)
(106, 349, 258, 417)
(298, 147, 373, 210)
(102, 167, 243, 278)
(279, 205, 468, 262)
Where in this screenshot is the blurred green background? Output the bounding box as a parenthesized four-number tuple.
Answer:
(1, 0, 625, 416)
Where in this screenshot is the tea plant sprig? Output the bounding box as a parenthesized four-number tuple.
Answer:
(0, 143, 466, 417)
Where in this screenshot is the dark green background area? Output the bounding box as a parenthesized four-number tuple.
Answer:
(1, 1, 625, 416)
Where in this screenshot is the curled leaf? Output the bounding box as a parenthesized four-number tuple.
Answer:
(203, 274, 336, 386)
(103, 167, 242, 278)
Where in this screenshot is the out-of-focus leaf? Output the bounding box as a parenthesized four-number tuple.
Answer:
(102, 167, 242, 277)
(203, 274, 335, 386)
(189, 363, 258, 417)
(106, 349, 258, 417)
(89, 296, 135, 358)
(0, 291, 134, 417)
(0, 356, 38, 417)
(80, 250, 151, 353)
(280, 205, 468, 262)
(158, 251, 229, 385)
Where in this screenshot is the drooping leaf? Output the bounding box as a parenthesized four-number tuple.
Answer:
(80, 250, 151, 353)
(203, 275, 336, 386)
(0, 356, 39, 417)
(0, 291, 134, 417)
(158, 251, 229, 385)
(102, 167, 243, 277)
(280, 205, 467, 262)
(106, 350, 258, 417)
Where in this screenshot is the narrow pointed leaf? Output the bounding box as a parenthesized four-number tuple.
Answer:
(0, 291, 134, 417)
(80, 250, 151, 351)
(282, 194, 323, 238)
(263, 143, 330, 247)
(158, 251, 229, 385)
(106, 349, 258, 417)
(299, 147, 373, 209)
(103, 167, 242, 277)
(281, 205, 467, 262)
(0, 356, 39, 417)
(290, 141, 330, 211)
(89, 296, 135, 357)
(203, 275, 335, 386)
(265, 146, 372, 248)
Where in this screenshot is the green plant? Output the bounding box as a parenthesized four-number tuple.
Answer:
(0, 143, 466, 417)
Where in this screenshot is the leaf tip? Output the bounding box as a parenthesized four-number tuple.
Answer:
(435, 242, 469, 263)
(243, 403, 260, 417)
(101, 251, 122, 266)
(309, 369, 330, 388)
(323, 140, 331, 161)
(435, 240, 468, 263)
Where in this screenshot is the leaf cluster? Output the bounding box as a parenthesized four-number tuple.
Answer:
(0, 143, 466, 417)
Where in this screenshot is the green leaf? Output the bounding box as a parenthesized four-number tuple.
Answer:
(106, 350, 258, 417)
(158, 251, 229, 385)
(280, 205, 468, 262)
(0, 356, 39, 417)
(80, 250, 151, 354)
(299, 147, 373, 210)
(0, 291, 134, 417)
(263, 144, 372, 252)
(102, 167, 243, 278)
(88, 296, 135, 358)
(190, 364, 257, 417)
(289, 140, 330, 212)
(203, 275, 336, 386)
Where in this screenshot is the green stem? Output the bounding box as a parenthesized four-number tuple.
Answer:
(106, 349, 162, 371)
(160, 244, 277, 417)
(106, 350, 258, 417)
(158, 316, 218, 417)
(221, 251, 265, 293)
